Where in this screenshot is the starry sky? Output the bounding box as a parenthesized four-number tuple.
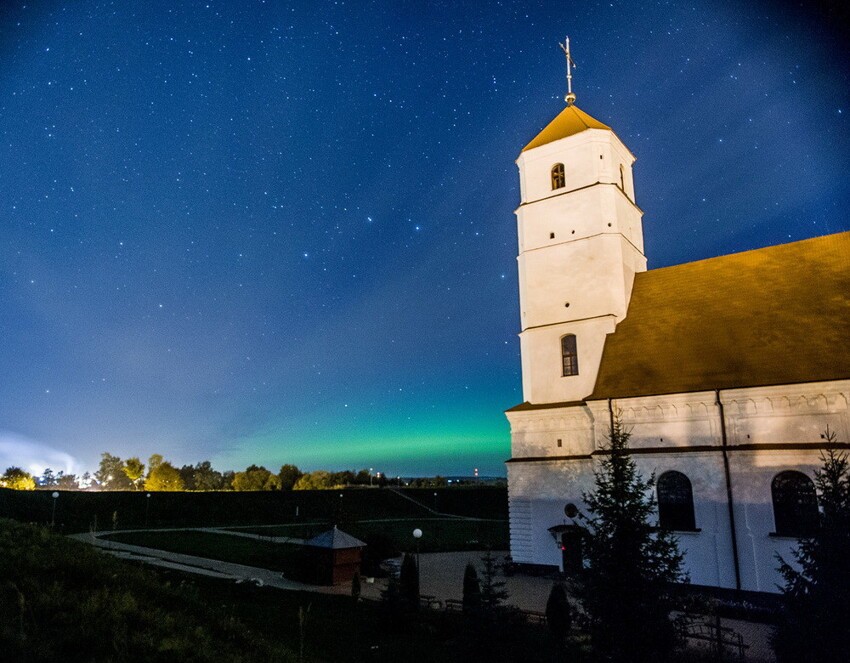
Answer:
(1, 1, 848, 479)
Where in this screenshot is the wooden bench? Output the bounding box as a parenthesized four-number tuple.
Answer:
(419, 595, 443, 610)
(444, 598, 463, 612)
(521, 610, 547, 625)
(678, 616, 749, 661)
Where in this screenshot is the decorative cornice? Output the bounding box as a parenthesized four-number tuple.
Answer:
(505, 441, 850, 464)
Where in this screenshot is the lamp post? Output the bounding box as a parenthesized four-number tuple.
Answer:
(369, 467, 373, 487)
(433, 491, 438, 512)
(145, 493, 151, 527)
(412, 528, 423, 570)
(51, 491, 59, 527)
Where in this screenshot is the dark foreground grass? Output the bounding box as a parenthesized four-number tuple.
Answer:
(156, 568, 563, 663)
(0, 518, 296, 662)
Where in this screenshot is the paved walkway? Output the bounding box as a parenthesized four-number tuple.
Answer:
(68, 531, 336, 593)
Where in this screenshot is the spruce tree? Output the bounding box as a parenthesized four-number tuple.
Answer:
(462, 561, 481, 614)
(545, 582, 572, 653)
(479, 549, 508, 621)
(773, 428, 850, 663)
(577, 418, 686, 662)
(399, 553, 420, 613)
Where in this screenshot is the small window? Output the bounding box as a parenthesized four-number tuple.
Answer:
(551, 163, 565, 190)
(561, 334, 578, 377)
(657, 471, 696, 531)
(619, 164, 625, 190)
(772, 471, 818, 537)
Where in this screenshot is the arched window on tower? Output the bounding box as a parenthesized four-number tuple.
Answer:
(772, 471, 818, 537)
(551, 163, 565, 190)
(657, 471, 696, 531)
(619, 164, 625, 190)
(561, 334, 578, 377)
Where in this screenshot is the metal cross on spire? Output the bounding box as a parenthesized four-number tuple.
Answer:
(559, 36, 577, 105)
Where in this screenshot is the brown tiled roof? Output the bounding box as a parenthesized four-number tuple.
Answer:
(589, 231, 850, 400)
(522, 104, 610, 152)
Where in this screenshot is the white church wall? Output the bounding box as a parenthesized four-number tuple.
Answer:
(631, 451, 738, 590)
(519, 316, 616, 404)
(508, 380, 850, 592)
(605, 392, 721, 449)
(610, 189, 644, 253)
(728, 449, 822, 593)
(518, 234, 635, 328)
(507, 459, 595, 566)
(518, 130, 623, 204)
(516, 184, 642, 254)
(506, 405, 596, 458)
(722, 383, 849, 446)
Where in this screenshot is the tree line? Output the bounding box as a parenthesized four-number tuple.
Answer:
(0, 453, 452, 492)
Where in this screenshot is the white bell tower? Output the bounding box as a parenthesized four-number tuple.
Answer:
(515, 59, 646, 405)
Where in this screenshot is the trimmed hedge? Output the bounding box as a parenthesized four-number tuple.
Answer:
(0, 486, 507, 533)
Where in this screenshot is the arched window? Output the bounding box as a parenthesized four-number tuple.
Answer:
(561, 334, 578, 376)
(772, 471, 818, 537)
(551, 163, 565, 190)
(619, 164, 625, 190)
(657, 471, 696, 531)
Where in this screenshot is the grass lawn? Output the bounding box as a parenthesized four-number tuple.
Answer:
(230, 517, 510, 553)
(103, 518, 509, 579)
(105, 529, 303, 573)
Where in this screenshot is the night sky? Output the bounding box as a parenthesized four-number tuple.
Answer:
(1, 1, 848, 478)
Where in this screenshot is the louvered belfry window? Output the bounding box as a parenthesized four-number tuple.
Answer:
(551, 163, 565, 190)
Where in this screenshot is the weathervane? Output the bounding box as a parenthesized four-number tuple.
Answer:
(559, 36, 577, 105)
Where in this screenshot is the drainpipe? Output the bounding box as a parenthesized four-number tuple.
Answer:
(716, 389, 742, 592)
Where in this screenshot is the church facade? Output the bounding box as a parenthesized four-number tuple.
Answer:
(505, 98, 850, 594)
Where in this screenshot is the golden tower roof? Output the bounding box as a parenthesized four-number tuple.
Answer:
(522, 104, 611, 152)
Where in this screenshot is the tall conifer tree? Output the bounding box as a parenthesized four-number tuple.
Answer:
(577, 418, 686, 662)
(773, 428, 850, 663)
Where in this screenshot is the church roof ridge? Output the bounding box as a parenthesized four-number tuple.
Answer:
(589, 230, 850, 400)
(522, 104, 611, 152)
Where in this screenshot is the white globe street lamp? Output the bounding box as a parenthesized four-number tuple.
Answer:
(412, 528, 423, 569)
(51, 491, 59, 527)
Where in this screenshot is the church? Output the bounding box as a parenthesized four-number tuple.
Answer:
(504, 77, 850, 594)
